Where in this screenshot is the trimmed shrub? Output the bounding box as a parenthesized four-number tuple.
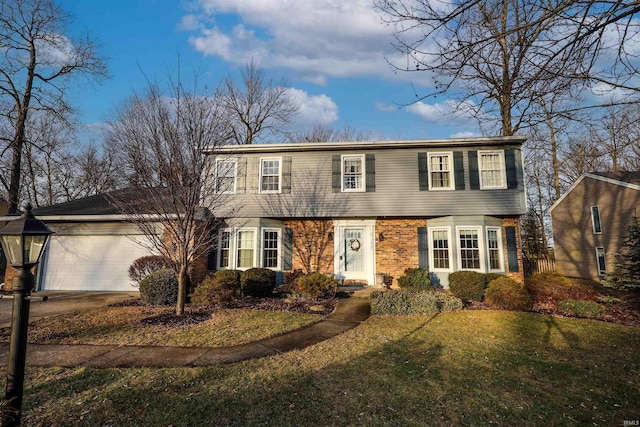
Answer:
(240, 268, 277, 297)
(128, 255, 171, 286)
(296, 272, 340, 298)
(371, 289, 463, 315)
(526, 272, 598, 310)
(485, 277, 531, 311)
(191, 270, 241, 306)
(139, 269, 178, 306)
(558, 299, 604, 318)
(397, 267, 432, 290)
(448, 271, 487, 301)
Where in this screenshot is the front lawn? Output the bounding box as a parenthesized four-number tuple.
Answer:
(0, 304, 322, 347)
(16, 310, 640, 426)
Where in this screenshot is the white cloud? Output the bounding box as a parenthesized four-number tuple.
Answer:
(286, 88, 338, 125)
(406, 100, 479, 125)
(450, 131, 477, 138)
(375, 102, 396, 112)
(183, 0, 415, 84)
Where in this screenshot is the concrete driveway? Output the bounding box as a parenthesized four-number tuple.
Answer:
(0, 291, 140, 328)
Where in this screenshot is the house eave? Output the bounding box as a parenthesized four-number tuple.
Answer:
(0, 214, 176, 222)
(205, 136, 528, 154)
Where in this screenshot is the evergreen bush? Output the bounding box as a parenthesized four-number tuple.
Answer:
(371, 289, 463, 315)
(139, 269, 178, 306)
(448, 271, 487, 301)
(240, 268, 276, 297)
(191, 270, 241, 306)
(296, 272, 340, 298)
(397, 267, 432, 290)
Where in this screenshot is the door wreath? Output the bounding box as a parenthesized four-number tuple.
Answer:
(348, 238, 361, 252)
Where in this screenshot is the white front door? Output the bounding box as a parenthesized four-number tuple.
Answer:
(334, 220, 375, 285)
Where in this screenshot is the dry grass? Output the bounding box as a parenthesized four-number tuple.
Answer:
(0, 304, 322, 347)
(12, 310, 640, 426)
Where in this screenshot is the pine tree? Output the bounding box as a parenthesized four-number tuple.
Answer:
(609, 216, 640, 289)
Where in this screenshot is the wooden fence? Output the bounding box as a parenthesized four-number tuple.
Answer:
(523, 257, 556, 276)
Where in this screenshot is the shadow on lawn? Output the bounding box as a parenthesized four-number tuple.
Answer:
(19, 311, 640, 426)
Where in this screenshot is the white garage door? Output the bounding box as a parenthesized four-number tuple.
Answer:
(38, 235, 153, 291)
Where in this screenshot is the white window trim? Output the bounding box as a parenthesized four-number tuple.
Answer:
(456, 226, 485, 272)
(428, 152, 455, 191)
(259, 157, 282, 194)
(341, 154, 366, 193)
(486, 226, 505, 272)
(217, 229, 232, 270)
(260, 228, 282, 270)
(591, 205, 602, 234)
(478, 150, 507, 190)
(428, 226, 453, 272)
(214, 159, 237, 194)
(595, 247, 606, 276)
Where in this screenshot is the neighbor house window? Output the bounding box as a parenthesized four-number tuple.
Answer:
(591, 206, 602, 234)
(595, 247, 606, 276)
(214, 159, 236, 194)
(260, 158, 281, 193)
(342, 155, 365, 192)
(486, 227, 503, 271)
(236, 230, 256, 268)
(428, 152, 454, 190)
(430, 228, 451, 271)
(479, 150, 506, 189)
(262, 228, 280, 269)
(458, 227, 482, 270)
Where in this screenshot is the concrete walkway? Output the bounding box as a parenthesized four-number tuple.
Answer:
(0, 295, 372, 368)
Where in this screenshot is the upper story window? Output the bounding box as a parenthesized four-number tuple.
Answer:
(214, 159, 236, 194)
(342, 155, 365, 192)
(478, 150, 506, 189)
(260, 158, 281, 193)
(428, 152, 454, 190)
(591, 206, 602, 234)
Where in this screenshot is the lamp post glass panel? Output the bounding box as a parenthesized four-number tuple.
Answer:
(0, 205, 52, 426)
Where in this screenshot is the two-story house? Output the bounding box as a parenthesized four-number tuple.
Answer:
(204, 137, 527, 287)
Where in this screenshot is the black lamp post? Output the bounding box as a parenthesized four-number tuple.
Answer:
(0, 204, 52, 426)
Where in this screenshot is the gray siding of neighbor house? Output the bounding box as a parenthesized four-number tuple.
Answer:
(206, 143, 526, 218)
(551, 177, 640, 281)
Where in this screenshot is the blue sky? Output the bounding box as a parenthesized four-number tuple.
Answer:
(59, 0, 480, 144)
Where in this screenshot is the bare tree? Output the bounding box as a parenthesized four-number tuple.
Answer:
(587, 105, 639, 172)
(0, 0, 107, 213)
(106, 76, 232, 316)
(375, 0, 640, 136)
(217, 61, 297, 144)
(288, 124, 372, 143)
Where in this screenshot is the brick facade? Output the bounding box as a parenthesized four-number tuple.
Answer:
(375, 218, 424, 286)
(285, 219, 334, 274)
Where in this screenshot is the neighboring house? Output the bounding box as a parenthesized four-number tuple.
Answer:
(0, 190, 159, 292)
(203, 137, 527, 287)
(550, 172, 640, 282)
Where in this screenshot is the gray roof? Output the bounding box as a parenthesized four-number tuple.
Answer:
(591, 171, 640, 186)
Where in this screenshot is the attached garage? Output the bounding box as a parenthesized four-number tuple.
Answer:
(38, 229, 153, 291)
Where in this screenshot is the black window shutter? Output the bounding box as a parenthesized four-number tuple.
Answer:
(332, 155, 341, 193)
(207, 248, 217, 271)
(454, 151, 465, 190)
(418, 152, 429, 191)
(505, 148, 518, 189)
(282, 156, 292, 193)
(418, 227, 429, 269)
(506, 226, 519, 272)
(468, 151, 479, 190)
(283, 227, 293, 270)
(365, 154, 375, 192)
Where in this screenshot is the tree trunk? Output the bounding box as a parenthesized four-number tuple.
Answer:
(176, 264, 188, 316)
